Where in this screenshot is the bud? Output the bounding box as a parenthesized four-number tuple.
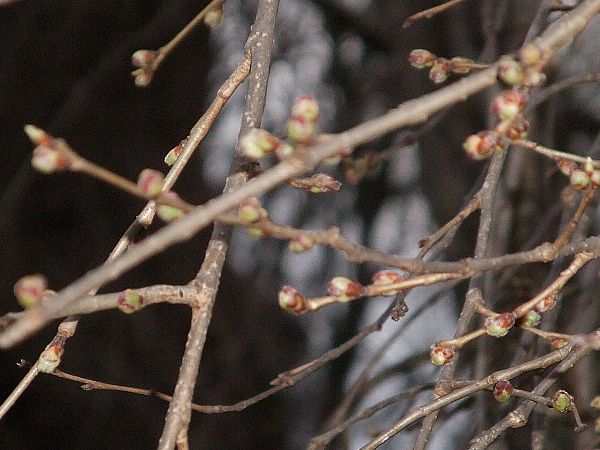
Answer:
(570, 169, 590, 190)
(371, 270, 406, 294)
(448, 56, 473, 74)
(275, 142, 295, 160)
(318, 134, 352, 165)
(520, 43, 542, 66)
(238, 197, 267, 223)
(327, 276, 362, 302)
(584, 157, 595, 175)
(204, 3, 223, 27)
(238, 128, 280, 159)
(535, 293, 558, 313)
(117, 289, 144, 314)
(14, 274, 48, 309)
(287, 117, 316, 143)
(430, 343, 454, 366)
(556, 159, 576, 177)
(131, 68, 153, 87)
(497, 58, 525, 86)
(485, 313, 515, 337)
(164, 140, 186, 166)
(291, 96, 320, 123)
(552, 390, 573, 413)
(157, 191, 185, 222)
(429, 60, 450, 84)
(493, 380, 514, 403)
(131, 49, 158, 68)
(278, 285, 308, 314)
(591, 395, 600, 410)
(31, 145, 69, 174)
(137, 169, 164, 197)
(522, 310, 541, 327)
(591, 170, 600, 187)
(408, 49, 436, 69)
(491, 90, 527, 121)
(496, 117, 529, 140)
(24, 124, 53, 147)
(550, 337, 569, 350)
(38, 342, 63, 373)
(289, 234, 315, 253)
(247, 226, 269, 238)
(463, 130, 501, 160)
(289, 173, 342, 193)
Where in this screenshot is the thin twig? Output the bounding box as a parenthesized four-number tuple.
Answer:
(403, 0, 467, 28)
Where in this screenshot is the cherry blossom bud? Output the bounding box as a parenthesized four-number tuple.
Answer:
(238, 197, 267, 223)
(38, 341, 63, 373)
(496, 117, 529, 140)
(157, 191, 185, 222)
(523, 67, 545, 87)
(247, 227, 269, 238)
(371, 270, 406, 294)
(485, 313, 515, 337)
(493, 380, 513, 403)
(535, 293, 558, 313)
(550, 337, 569, 350)
(430, 343, 454, 366)
(498, 58, 525, 86)
(14, 274, 48, 309)
(289, 234, 315, 253)
(491, 90, 527, 121)
(287, 117, 316, 143)
(31, 145, 69, 174)
(520, 43, 542, 66)
(204, 3, 223, 27)
(117, 289, 144, 314)
(522, 310, 541, 327)
(239, 128, 281, 159)
(463, 130, 501, 160)
(570, 169, 590, 190)
(557, 159, 576, 177)
(131, 49, 158, 68)
(289, 173, 342, 193)
(131, 68, 153, 87)
(164, 140, 186, 166)
(448, 56, 473, 74)
(552, 390, 573, 413)
(408, 49, 436, 69)
(278, 285, 308, 314)
(429, 60, 450, 84)
(291, 96, 320, 123)
(137, 169, 164, 197)
(24, 124, 53, 147)
(327, 276, 362, 302)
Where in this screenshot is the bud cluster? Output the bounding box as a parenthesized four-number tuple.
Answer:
(24, 125, 71, 174)
(131, 49, 159, 87)
(485, 312, 515, 337)
(287, 96, 320, 143)
(408, 49, 483, 84)
(557, 157, 600, 190)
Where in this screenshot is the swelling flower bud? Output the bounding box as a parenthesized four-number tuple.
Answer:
(289, 234, 315, 253)
(117, 289, 144, 314)
(14, 274, 48, 309)
(463, 131, 501, 160)
(137, 169, 164, 197)
(430, 343, 454, 366)
(239, 128, 281, 159)
(291, 96, 320, 123)
(429, 60, 450, 84)
(327, 276, 362, 302)
(552, 390, 573, 413)
(493, 380, 513, 403)
(278, 285, 308, 314)
(485, 313, 515, 337)
(408, 49, 436, 69)
(31, 146, 69, 174)
(498, 58, 525, 85)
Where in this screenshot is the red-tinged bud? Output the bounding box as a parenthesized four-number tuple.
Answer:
(204, 3, 223, 27)
(157, 191, 185, 222)
(552, 390, 573, 413)
(570, 169, 590, 190)
(14, 274, 47, 309)
(289, 173, 342, 193)
(485, 312, 515, 337)
(289, 234, 315, 253)
(430, 343, 454, 366)
(131, 49, 158, 68)
(520, 43, 542, 66)
(408, 49, 436, 69)
(491, 90, 527, 121)
(522, 310, 541, 327)
(238, 197, 267, 223)
(448, 56, 473, 74)
(371, 270, 405, 285)
(239, 128, 281, 159)
(493, 380, 514, 403)
(164, 140, 186, 166)
(550, 337, 569, 350)
(535, 293, 558, 313)
(31, 145, 69, 174)
(557, 159, 576, 177)
(287, 117, 316, 143)
(24, 124, 53, 147)
(137, 169, 164, 197)
(498, 58, 525, 86)
(278, 285, 308, 314)
(38, 342, 63, 373)
(117, 289, 144, 314)
(327, 276, 362, 302)
(429, 60, 450, 84)
(496, 117, 529, 140)
(463, 130, 501, 160)
(247, 226, 270, 238)
(291, 96, 320, 123)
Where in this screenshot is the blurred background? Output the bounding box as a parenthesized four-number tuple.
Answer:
(1, 0, 600, 449)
